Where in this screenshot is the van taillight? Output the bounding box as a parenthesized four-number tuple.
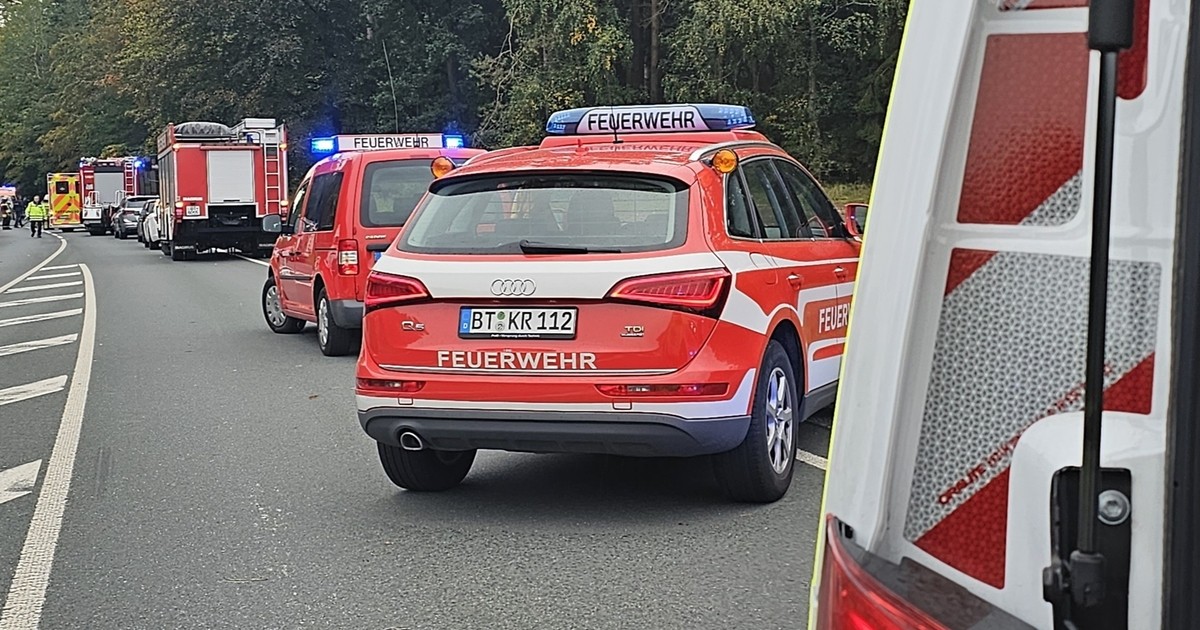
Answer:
(816, 515, 947, 630)
(364, 271, 430, 313)
(606, 268, 730, 317)
(338, 239, 359, 275)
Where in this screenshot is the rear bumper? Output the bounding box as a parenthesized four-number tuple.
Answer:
(330, 299, 363, 329)
(357, 404, 750, 457)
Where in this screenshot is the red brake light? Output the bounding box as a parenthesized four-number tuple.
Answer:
(606, 268, 731, 316)
(595, 383, 728, 397)
(338, 239, 359, 276)
(816, 516, 948, 630)
(355, 378, 424, 395)
(364, 272, 430, 313)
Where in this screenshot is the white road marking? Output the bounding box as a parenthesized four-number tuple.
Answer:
(4, 282, 82, 294)
(0, 294, 83, 309)
(0, 335, 77, 358)
(797, 449, 828, 471)
(0, 310, 81, 330)
(0, 461, 42, 507)
(0, 264, 96, 629)
(26, 272, 80, 281)
(234, 254, 270, 268)
(0, 235, 66, 295)
(38, 265, 77, 272)
(0, 377, 68, 407)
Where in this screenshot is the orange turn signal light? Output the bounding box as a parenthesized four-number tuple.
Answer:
(431, 156, 456, 178)
(711, 149, 738, 174)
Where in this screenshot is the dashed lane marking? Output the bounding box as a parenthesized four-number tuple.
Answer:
(0, 335, 77, 358)
(0, 310, 81, 330)
(234, 254, 270, 268)
(0, 236, 66, 295)
(0, 294, 83, 309)
(0, 264, 96, 629)
(4, 282, 82, 295)
(0, 377, 68, 408)
(797, 449, 828, 471)
(0, 462, 41, 507)
(26, 272, 80, 281)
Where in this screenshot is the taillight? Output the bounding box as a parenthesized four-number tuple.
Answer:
(607, 268, 731, 317)
(816, 516, 947, 630)
(355, 378, 424, 395)
(173, 201, 184, 219)
(364, 272, 430, 313)
(595, 383, 728, 397)
(338, 239, 359, 276)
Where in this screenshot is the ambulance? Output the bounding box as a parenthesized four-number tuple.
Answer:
(810, 1, 1197, 628)
(261, 133, 483, 356)
(46, 172, 83, 231)
(352, 104, 863, 502)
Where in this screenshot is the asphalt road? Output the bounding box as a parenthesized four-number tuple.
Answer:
(0, 228, 833, 630)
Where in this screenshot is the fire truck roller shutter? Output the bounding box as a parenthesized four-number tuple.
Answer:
(207, 150, 256, 204)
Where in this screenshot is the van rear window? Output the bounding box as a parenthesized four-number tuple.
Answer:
(397, 174, 688, 255)
(359, 160, 435, 227)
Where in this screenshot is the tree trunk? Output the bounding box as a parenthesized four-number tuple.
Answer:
(627, 0, 647, 91)
(648, 0, 661, 102)
(807, 9, 820, 132)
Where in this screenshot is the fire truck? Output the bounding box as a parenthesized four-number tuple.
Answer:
(79, 156, 154, 235)
(46, 172, 83, 231)
(155, 118, 288, 261)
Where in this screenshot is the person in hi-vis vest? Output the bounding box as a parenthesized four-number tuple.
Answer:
(26, 195, 47, 238)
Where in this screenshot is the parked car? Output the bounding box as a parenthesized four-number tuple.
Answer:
(142, 200, 163, 250)
(114, 197, 151, 240)
(110, 195, 155, 238)
(137, 200, 157, 246)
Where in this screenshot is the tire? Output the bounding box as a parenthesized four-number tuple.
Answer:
(378, 442, 475, 491)
(161, 240, 171, 256)
(88, 227, 103, 236)
(316, 288, 355, 356)
(262, 277, 305, 334)
(712, 340, 800, 503)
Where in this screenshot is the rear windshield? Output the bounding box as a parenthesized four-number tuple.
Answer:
(397, 174, 688, 254)
(359, 160, 436, 227)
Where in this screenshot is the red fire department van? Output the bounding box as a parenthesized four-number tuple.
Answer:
(156, 118, 287, 260)
(261, 134, 485, 356)
(350, 104, 863, 502)
(810, 1, 1198, 628)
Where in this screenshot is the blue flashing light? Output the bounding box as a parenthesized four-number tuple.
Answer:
(311, 137, 336, 155)
(545, 103, 756, 136)
(444, 135, 465, 149)
(132, 158, 146, 170)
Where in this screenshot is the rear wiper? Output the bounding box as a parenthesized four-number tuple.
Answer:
(516, 239, 620, 254)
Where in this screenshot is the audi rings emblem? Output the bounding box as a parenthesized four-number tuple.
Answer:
(490, 279, 536, 296)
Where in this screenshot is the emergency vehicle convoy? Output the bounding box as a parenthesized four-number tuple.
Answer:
(79, 156, 152, 235)
(45, 172, 82, 231)
(343, 104, 863, 502)
(260, 133, 484, 356)
(155, 118, 287, 260)
(809, 1, 1198, 628)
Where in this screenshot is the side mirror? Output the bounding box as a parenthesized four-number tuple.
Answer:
(845, 203, 868, 235)
(262, 214, 282, 234)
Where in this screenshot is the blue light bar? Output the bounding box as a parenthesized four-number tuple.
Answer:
(546, 104, 755, 136)
(444, 135, 465, 149)
(311, 137, 336, 155)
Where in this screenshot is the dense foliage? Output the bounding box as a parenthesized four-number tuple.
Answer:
(0, 0, 906, 194)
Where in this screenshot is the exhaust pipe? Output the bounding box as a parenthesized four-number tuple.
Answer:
(399, 431, 425, 451)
